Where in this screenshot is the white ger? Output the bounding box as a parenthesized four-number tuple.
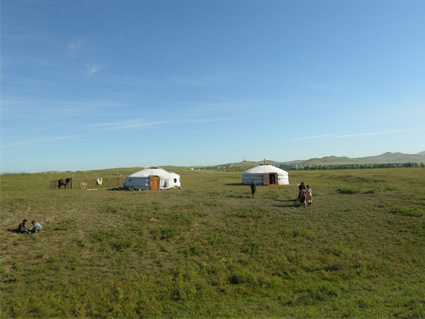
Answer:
(242, 164, 289, 186)
(124, 167, 181, 191)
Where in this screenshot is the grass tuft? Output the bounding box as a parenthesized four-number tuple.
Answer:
(241, 238, 263, 255)
(390, 206, 423, 217)
(337, 186, 360, 194)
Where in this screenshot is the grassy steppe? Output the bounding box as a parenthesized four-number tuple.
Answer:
(1, 168, 424, 318)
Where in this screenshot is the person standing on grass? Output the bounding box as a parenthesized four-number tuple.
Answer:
(30, 220, 42, 233)
(250, 180, 256, 198)
(307, 185, 312, 206)
(298, 182, 306, 199)
(18, 219, 30, 234)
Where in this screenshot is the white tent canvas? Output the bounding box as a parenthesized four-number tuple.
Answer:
(242, 164, 289, 185)
(124, 167, 181, 191)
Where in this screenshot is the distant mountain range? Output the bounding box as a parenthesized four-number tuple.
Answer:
(2, 152, 425, 175)
(279, 151, 425, 165)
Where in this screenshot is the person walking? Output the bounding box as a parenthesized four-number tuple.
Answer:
(250, 180, 256, 198)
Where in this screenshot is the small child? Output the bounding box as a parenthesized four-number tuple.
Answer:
(307, 185, 312, 206)
(18, 219, 31, 234)
(30, 220, 42, 233)
(299, 189, 307, 208)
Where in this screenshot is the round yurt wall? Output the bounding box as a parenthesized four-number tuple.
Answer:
(242, 164, 289, 185)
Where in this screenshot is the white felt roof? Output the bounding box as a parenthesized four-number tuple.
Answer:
(127, 168, 179, 179)
(243, 164, 288, 175)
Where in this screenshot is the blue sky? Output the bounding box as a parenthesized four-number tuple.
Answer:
(1, 0, 424, 173)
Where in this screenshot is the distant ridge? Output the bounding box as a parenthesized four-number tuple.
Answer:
(211, 151, 425, 171)
(2, 151, 425, 175)
(280, 151, 425, 165)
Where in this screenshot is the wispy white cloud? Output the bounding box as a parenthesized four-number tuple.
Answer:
(93, 72, 150, 87)
(169, 75, 227, 87)
(2, 98, 123, 108)
(1, 98, 125, 120)
(170, 77, 209, 86)
(37, 59, 51, 67)
(89, 117, 233, 131)
(287, 78, 340, 91)
(1, 135, 84, 149)
(66, 38, 87, 58)
(292, 134, 335, 141)
(85, 63, 102, 76)
(292, 127, 425, 141)
(179, 117, 234, 124)
(180, 99, 267, 114)
(333, 128, 425, 139)
(89, 119, 169, 130)
(302, 82, 340, 91)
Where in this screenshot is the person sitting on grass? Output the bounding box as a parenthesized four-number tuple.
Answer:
(30, 220, 42, 233)
(18, 219, 31, 234)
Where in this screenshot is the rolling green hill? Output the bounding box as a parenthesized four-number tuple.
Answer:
(279, 151, 425, 166)
(204, 152, 425, 171)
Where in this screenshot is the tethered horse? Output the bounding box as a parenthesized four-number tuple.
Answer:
(58, 178, 72, 189)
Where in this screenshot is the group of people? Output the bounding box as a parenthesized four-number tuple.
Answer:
(250, 180, 313, 208)
(298, 182, 312, 207)
(18, 219, 42, 234)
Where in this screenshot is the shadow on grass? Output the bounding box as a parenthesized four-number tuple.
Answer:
(274, 199, 301, 208)
(7, 229, 26, 234)
(225, 183, 244, 186)
(275, 199, 298, 202)
(227, 194, 250, 199)
(106, 187, 126, 191)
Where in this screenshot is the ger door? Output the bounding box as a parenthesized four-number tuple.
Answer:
(263, 173, 278, 186)
(269, 173, 277, 185)
(149, 176, 160, 191)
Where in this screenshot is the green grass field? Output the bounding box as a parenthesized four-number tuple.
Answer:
(1, 168, 424, 318)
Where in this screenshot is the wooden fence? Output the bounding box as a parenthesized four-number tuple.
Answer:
(50, 176, 124, 189)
